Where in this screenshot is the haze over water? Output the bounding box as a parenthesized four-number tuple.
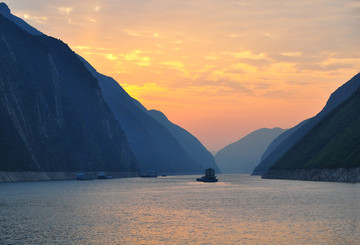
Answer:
(1, 175, 359, 244)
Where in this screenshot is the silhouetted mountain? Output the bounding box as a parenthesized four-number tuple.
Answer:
(0, 3, 42, 35)
(215, 128, 285, 173)
(0, 2, 211, 176)
(149, 110, 220, 172)
(79, 58, 204, 174)
(263, 86, 360, 182)
(0, 9, 137, 174)
(253, 73, 360, 175)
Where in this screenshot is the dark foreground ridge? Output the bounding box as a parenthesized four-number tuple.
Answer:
(0, 9, 138, 176)
(262, 84, 360, 182)
(253, 73, 360, 175)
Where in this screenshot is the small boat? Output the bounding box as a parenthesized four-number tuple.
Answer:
(76, 173, 94, 180)
(196, 168, 218, 182)
(97, 172, 112, 179)
(139, 170, 158, 178)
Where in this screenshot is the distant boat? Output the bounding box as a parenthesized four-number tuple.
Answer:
(76, 173, 94, 180)
(139, 170, 158, 178)
(97, 172, 112, 179)
(196, 168, 218, 182)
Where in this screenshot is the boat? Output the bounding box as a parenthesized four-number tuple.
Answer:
(196, 168, 218, 182)
(76, 173, 94, 180)
(139, 170, 158, 178)
(97, 172, 112, 179)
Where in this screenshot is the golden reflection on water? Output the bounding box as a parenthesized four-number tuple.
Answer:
(0, 175, 359, 244)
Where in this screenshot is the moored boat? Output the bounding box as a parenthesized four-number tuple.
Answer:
(97, 172, 112, 179)
(76, 173, 94, 180)
(139, 170, 158, 178)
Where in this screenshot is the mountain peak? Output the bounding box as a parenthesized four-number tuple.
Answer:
(149, 109, 169, 121)
(0, 2, 11, 15)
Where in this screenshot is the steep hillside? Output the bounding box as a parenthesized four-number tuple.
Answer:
(253, 73, 360, 175)
(80, 58, 204, 174)
(0, 13, 137, 174)
(215, 128, 285, 173)
(1, 2, 209, 175)
(252, 120, 308, 175)
(263, 87, 360, 182)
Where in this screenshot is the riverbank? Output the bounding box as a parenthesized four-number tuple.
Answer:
(262, 167, 360, 183)
(0, 171, 137, 182)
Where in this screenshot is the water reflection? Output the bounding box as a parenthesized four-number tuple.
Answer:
(0, 175, 359, 244)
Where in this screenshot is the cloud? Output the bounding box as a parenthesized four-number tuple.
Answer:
(105, 53, 117, 60)
(22, 13, 48, 24)
(161, 61, 184, 70)
(119, 50, 151, 66)
(59, 7, 72, 15)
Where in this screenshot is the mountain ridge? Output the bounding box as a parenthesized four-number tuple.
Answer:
(253, 73, 360, 175)
(0, 12, 138, 175)
(263, 86, 360, 182)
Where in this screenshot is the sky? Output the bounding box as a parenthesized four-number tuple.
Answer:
(4, 0, 360, 151)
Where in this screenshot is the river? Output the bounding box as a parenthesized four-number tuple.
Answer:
(0, 175, 359, 244)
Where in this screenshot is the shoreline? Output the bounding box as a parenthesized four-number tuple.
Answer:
(0, 171, 137, 182)
(262, 167, 360, 183)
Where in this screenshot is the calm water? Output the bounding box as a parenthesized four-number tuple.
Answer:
(0, 175, 359, 244)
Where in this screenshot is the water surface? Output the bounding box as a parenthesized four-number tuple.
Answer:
(1, 175, 359, 244)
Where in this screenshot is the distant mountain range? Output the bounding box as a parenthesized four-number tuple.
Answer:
(263, 84, 360, 182)
(253, 73, 360, 175)
(0, 3, 218, 180)
(215, 128, 285, 173)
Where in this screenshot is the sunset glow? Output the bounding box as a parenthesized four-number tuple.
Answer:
(6, 0, 360, 150)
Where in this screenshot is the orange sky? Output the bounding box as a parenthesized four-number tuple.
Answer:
(5, 0, 360, 151)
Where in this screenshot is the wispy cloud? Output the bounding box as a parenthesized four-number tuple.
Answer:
(59, 7, 72, 15)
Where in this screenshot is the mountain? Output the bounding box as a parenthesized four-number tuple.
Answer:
(215, 128, 285, 173)
(0, 3, 42, 35)
(79, 58, 206, 174)
(252, 73, 360, 175)
(0, 11, 137, 176)
(148, 110, 220, 172)
(252, 120, 309, 175)
(263, 86, 360, 182)
(0, 2, 214, 176)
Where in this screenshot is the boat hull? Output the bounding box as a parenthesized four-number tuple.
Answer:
(196, 177, 218, 182)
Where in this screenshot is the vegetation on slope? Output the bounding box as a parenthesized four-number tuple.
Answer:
(271, 88, 360, 170)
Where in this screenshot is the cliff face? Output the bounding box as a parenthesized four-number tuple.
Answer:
(263, 87, 360, 182)
(215, 128, 285, 174)
(79, 57, 204, 174)
(0, 14, 137, 173)
(253, 74, 360, 175)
